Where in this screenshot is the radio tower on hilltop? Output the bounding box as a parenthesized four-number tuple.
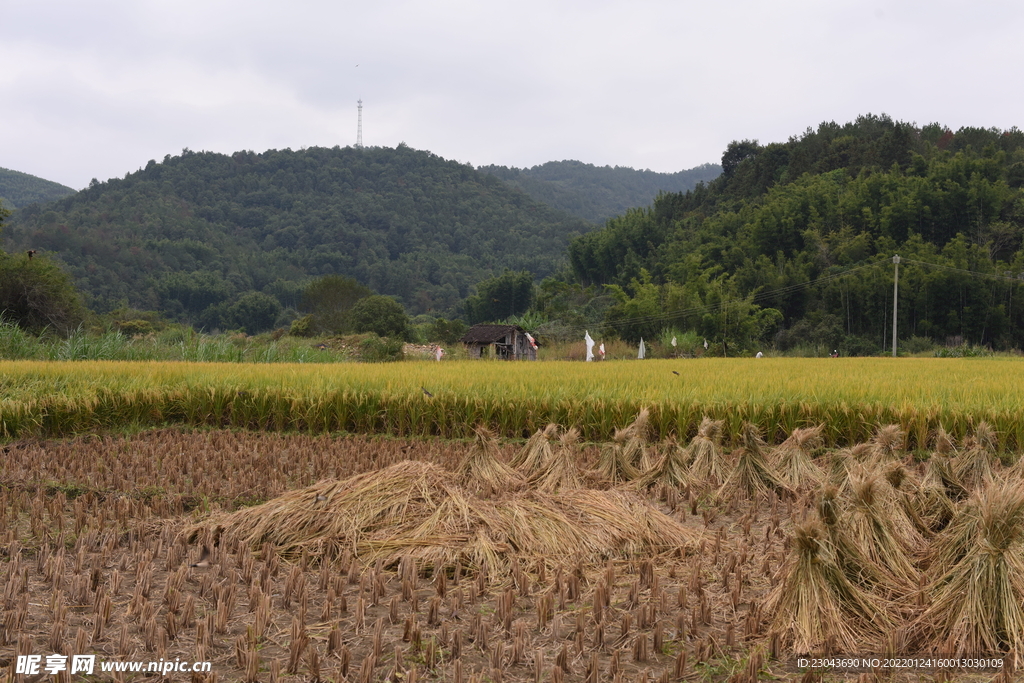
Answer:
(355, 99, 363, 148)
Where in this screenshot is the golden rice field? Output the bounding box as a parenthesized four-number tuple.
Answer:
(3, 358, 1024, 449)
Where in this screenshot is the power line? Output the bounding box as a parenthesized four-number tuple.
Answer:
(902, 258, 1024, 283)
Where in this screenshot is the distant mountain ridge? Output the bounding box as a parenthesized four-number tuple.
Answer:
(0, 167, 76, 209)
(4, 145, 594, 323)
(478, 160, 721, 224)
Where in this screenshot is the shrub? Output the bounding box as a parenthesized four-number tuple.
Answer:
(289, 314, 315, 337)
(0, 251, 86, 335)
(358, 335, 405, 362)
(349, 295, 412, 340)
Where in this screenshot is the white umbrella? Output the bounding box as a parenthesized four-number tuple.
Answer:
(584, 331, 595, 361)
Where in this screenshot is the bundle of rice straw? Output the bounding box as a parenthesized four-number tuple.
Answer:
(954, 422, 999, 491)
(766, 518, 891, 654)
(932, 426, 957, 457)
(687, 417, 728, 489)
(915, 456, 957, 533)
(512, 423, 560, 477)
(841, 466, 922, 587)
(815, 485, 901, 595)
(869, 424, 906, 464)
(459, 426, 525, 495)
(633, 438, 692, 490)
(530, 427, 585, 493)
(596, 409, 651, 484)
(881, 461, 936, 539)
(915, 480, 1024, 656)
(187, 460, 698, 572)
(717, 422, 791, 500)
(823, 443, 874, 489)
(773, 425, 825, 491)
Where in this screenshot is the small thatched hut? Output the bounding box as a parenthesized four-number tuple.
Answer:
(460, 324, 537, 360)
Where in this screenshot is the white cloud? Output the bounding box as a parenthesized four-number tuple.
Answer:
(2, 0, 1023, 189)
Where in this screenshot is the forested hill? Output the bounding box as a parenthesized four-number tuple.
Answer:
(565, 115, 1024, 353)
(4, 145, 594, 320)
(478, 160, 721, 224)
(0, 167, 76, 208)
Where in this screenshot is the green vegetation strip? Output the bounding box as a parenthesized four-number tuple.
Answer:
(2, 359, 1024, 449)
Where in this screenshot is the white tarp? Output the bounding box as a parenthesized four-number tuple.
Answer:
(585, 330, 595, 361)
(638, 338, 646, 359)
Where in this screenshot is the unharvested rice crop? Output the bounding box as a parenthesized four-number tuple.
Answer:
(5, 357, 1024, 449)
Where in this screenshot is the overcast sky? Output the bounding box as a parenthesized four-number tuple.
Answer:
(4, 0, 1023, 190)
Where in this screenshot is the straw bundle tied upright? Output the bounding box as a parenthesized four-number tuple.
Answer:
(512, 423, 560, 477)
(842, 466, 922, 587)
(687, 417, 728, 489)
(869, 424, 906, 465)
(596, 409, 650, 484)
(529, 426, 585, 493)
(816, 484, 904, 596)
(933, 426, 957, 457)
(633, 438, 692, 491)
(955, 422, 999, 491)
(717, 422, 791, 500)
(915, 481, 1024, 657)
(916, 456, 957, 533)
(459, 426, 524, 495)
(766, 518, 891, 654)
(773, 425, 825, 491)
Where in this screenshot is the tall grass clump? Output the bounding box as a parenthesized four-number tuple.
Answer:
(0, 318, 40, 359)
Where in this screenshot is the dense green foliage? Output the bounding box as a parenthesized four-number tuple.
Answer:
(298, 275, 372, 335)
(478, 160, 721, 224)
(566, 115, 1024, 353)
(4, 145, 594, 324)
(0, 199, 85, 335)
(348, 295, 412, 340)
(464, 270, 536, 324)
(0, 167, 76, 209)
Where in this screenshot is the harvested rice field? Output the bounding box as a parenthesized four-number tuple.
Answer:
(2, 422, 1022, 682)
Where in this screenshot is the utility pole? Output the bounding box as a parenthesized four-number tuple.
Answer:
(356, 100, 363, 148)
(892, 255, 900, 357)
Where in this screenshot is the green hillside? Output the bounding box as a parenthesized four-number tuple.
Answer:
(0, 167, 76, 209)
(479, 160, 720, 224)
(4, 145, 594, 323)
(562, 115, 1024, 353)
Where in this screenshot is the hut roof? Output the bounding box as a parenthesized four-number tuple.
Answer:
(460, 324, 524, 344)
